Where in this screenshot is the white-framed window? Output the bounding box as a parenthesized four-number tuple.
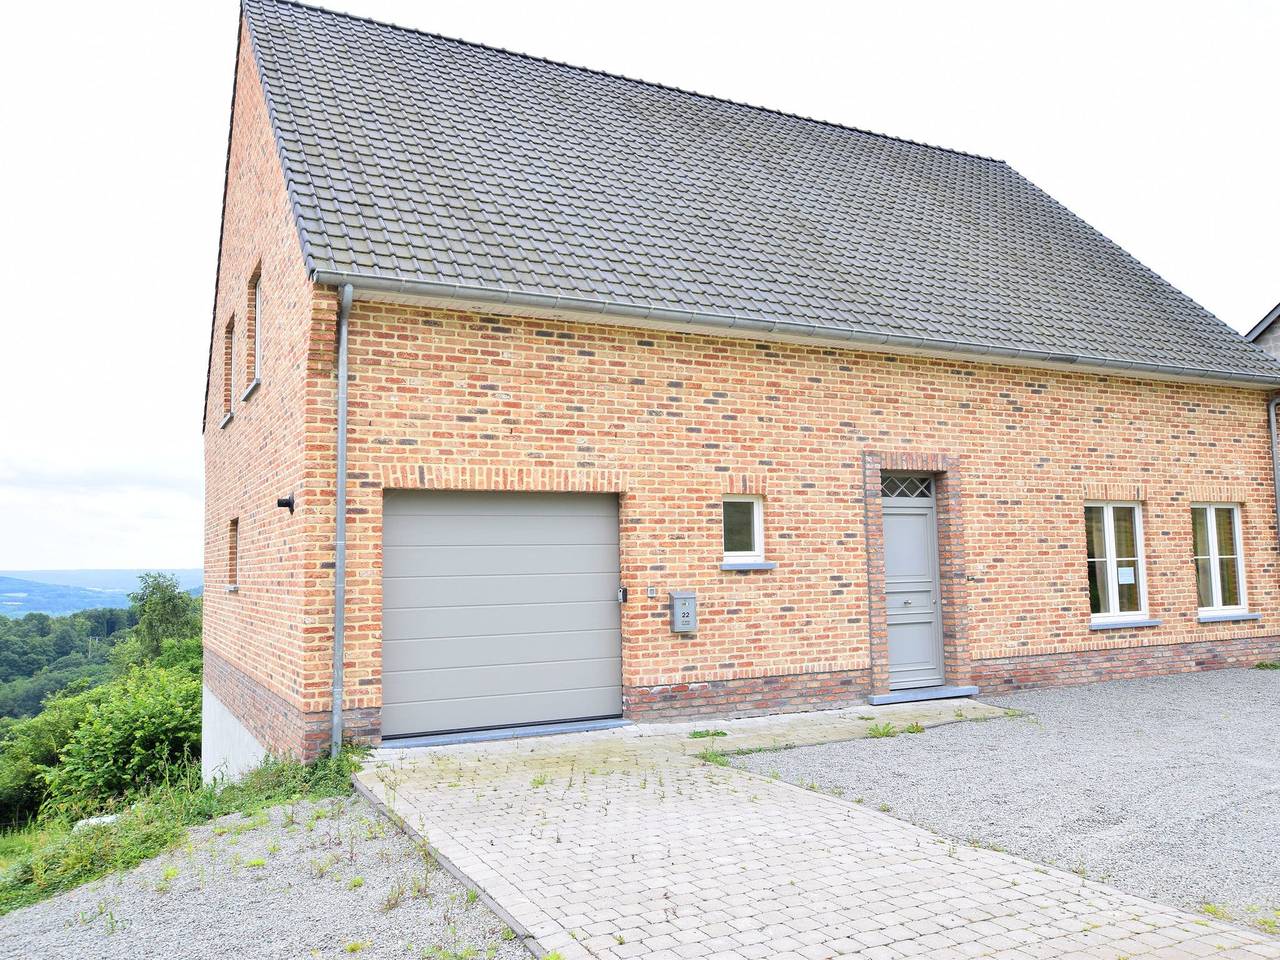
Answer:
(1084, 501, 1147, 622)
(722, 495, 764, 563)
(1192, 503, 1246, 614)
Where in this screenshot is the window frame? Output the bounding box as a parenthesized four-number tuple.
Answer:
(220, 317, 236, 428)
(1191, 502, 1247, 615)
(1085, 500, 1148, 624)
(243, 270, 262, 400)
(227, 517, 240, 593)
(722, 494, 765, 564)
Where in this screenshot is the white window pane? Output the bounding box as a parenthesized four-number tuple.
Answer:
(723, 501, 756, 554)
(1088, 559, 1110, 614)
(1219, 556, 1241, 607)
(1214, 508, 1237, 559)
(1116, 559, 1140, 612)
(1112, 506, 1137, 559)
(1191, 507, 1209, 558)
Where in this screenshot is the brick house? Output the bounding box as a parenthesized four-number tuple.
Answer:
(203, 0, 1280, 777)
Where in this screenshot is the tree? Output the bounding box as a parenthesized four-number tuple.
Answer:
(129, 574, 199, 660)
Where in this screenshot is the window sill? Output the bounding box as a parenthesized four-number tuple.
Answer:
(218, 411, 234, 430)
(1197, 611, 1260, 624)
(720, 561, 777, 571)
(241, 378, 261, 401)
(1089, 617, 1160, 631)
(225, 585, 239, 594)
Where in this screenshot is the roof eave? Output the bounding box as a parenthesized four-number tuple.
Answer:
(312, 269, 1280, 390)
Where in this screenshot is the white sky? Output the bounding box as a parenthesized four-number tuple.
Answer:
(0, 0, 1276, 570)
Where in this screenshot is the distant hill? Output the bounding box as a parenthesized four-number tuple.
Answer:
(0, 569, 203, 617)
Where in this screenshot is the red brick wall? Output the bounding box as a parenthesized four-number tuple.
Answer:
(203, 19, 325, 757)
(303, 299, 1280, 730)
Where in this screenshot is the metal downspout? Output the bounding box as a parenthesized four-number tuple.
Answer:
(331, 283, 354, 759)
(1269, 395, 1280, 546)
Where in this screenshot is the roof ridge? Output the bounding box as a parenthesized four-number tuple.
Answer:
(245, 0, 1005, 165)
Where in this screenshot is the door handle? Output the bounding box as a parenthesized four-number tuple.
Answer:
(902, 600, 913, 606)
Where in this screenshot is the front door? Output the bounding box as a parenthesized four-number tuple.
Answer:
(881, 475, 945, 690)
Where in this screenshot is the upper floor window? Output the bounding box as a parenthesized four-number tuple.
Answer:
(227, 517, 240, 592)
(220, 318, 235, 427)
(244, 268, 262, 399)
(1085, 502, 1147, 622)
(1192, 504, 1245, 614)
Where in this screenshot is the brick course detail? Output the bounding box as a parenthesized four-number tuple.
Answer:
(624, 668, 871, 722)
(970, 633, 1280, 693)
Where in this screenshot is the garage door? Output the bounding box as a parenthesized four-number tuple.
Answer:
(381, 491, 623, 738)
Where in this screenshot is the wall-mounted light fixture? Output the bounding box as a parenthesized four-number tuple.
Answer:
(277, 494, 295, 514)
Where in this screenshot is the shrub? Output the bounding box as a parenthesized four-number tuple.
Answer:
(0, 682, 109, 827)
(44, 666, 200, 817)
(0, 747, 365, 915)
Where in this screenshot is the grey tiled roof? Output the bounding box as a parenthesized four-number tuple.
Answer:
(242, 0, 1280, 385)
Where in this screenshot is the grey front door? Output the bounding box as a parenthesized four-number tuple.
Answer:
(381, 491, 623, 738)
(881, 475, 945, 690)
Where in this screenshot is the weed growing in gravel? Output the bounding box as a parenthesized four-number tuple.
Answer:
(382, 880, 407, 911)
(688, 729, 727, 739)
(696, 749, 729, 766)
(499, 928, 516, 941)
(1202, 903, 1232, 920)
(246, 858, 266, 868)
(347, 876, 364, 889)
(344, 942, 368, 953)
(1256, 661, 1280, 670)
(465, 888, 479, 905)
(867, 722, 898, 738)
(904, 722, 925, 734)
(529, 774, 548, 788)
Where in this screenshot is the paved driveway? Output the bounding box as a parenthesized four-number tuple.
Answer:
(356, 699, 1279, 960)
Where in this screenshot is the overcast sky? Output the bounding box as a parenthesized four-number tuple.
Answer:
(0, 0, 1276, 571)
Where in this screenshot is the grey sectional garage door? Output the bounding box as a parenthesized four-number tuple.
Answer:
(381, 491, 623, 738)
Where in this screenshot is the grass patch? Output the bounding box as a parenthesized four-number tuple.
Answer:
(1255, 661, 1280, 671)
(687, 729, 727, 739)
(696, 748, 730, 767)
(0, 748, 364, 916)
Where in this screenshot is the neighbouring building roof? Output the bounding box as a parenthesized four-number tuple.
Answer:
(240, 0, 1280, 386)
(1246, 301, 1280, 344)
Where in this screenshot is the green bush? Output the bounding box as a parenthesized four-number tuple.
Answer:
(0, 748, 365, 915)
(0, 682, 109, 827)
(44, 666, 200, 817)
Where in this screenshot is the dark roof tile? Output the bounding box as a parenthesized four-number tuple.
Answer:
(243, 0, 1280, 384)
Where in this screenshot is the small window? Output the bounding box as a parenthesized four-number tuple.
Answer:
(722, 495, 764, 563)
(1085, 502, 1147, 621)
(227, 518, 239, 592)
(1192, 504, 1246, 613)
(221, 318, 235, 424)
(245, 269, 262, 396)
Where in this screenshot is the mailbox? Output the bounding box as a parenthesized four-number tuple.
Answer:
(669, 591, 697, 633)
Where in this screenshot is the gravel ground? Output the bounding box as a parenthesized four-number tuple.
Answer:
(0, 795, 530, 960)
(736, 668, 1280, 932)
